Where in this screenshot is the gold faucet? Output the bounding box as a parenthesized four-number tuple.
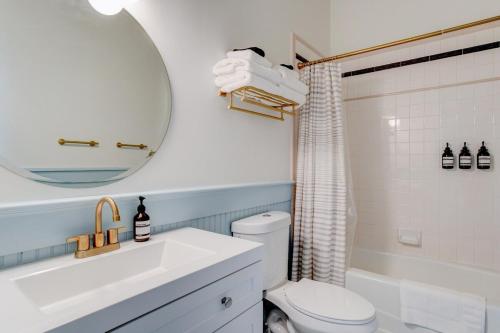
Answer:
(67, 196, 126, 259)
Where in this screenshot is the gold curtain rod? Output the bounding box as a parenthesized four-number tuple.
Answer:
(298, 15, 500, 69)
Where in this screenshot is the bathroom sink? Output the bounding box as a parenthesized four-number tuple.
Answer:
(14, 239, 214, 313)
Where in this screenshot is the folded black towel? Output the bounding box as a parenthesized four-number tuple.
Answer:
(232, 47, 265, 58)
(280, 64, 294, 70)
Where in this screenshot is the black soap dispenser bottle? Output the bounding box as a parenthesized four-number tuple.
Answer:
(442, 143, 455, 169)
(134, 196, 151, 242)
(459, 142, 473, 169)
(477, 141, 491, 170)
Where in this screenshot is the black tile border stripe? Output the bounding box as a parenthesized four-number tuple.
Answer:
(296, 53, 309, 63)
(342, 41, 500, 78)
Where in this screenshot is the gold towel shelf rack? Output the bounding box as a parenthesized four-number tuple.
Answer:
(116, 142, 148, 150)
(58, 138, 99, 147)
(219, 86, 298, 121)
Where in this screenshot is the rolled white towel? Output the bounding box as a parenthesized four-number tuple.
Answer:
(227, 49, 272, 68)
(218, 72, 281, 96)
(274, 65, 309, 95)
(213, 59, 282, 85)
(215, 71, 249, 88)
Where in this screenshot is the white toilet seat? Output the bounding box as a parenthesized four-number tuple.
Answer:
(285, 278, 376, 325)
(265, 280, 378, 333)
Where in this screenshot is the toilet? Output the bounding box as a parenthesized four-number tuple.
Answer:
(232, 212, 378, 333)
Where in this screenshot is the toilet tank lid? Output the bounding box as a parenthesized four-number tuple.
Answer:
(231, 211, 291, 235)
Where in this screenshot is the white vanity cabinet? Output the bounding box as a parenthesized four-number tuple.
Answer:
(110, 262, 263, 333)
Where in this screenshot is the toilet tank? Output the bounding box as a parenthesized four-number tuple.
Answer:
(231, 211, 291, 290)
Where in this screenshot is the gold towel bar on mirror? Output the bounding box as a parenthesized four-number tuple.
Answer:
(58, 138, 99, 147)
(219, 86, 298, 121)
(116, 142, 148, 150)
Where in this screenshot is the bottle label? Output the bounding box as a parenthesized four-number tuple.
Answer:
(478, 156, 491, 166)
(135, 219, 150, 239)
(136, 225, 150, 235)
(136, 220, 150, 227)
(135, 234, 150, 241)
(442, 157, 454, 166)
(460, 156, 472, 165)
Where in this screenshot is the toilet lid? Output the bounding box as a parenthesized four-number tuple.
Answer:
(285, 279, 376, 324)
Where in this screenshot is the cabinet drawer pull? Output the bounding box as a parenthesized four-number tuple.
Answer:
(221, 297, 232, 309)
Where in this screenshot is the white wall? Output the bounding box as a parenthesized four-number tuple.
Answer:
(0, 0, 331, 203)
(331, 0, 500, 54)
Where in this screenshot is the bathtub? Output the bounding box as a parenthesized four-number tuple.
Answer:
(346, 248, 500, 333)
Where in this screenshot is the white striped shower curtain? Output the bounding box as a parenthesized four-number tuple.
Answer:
(291, 62, 348, 287)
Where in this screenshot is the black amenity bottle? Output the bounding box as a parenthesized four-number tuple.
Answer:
(134, 196, 151, 242)
(459, 142, 473, 169)
(441, 143, 454, 169)
(477, 141, 491, 170)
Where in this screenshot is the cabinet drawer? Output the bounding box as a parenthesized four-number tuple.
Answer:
(111, 262, 262, 333)
(215, 302, 262, 333)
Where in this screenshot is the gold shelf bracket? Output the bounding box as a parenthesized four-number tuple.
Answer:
(220, 86, 298, 121)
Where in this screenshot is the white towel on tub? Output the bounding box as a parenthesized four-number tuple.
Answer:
(213, 59, 282, 84)
(400, 280, 486, 333)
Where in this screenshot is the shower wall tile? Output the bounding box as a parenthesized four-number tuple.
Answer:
(344, 26, 500, 272)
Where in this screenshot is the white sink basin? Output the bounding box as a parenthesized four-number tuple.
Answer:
(14, 239, 214, 313)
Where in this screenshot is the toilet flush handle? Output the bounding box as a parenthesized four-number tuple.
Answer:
(221, 296, 232, 309)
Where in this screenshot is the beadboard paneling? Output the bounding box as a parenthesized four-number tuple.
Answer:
(0, 182, 292, 268)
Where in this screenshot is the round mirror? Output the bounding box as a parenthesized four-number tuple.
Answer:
(0, 0, 172, 187)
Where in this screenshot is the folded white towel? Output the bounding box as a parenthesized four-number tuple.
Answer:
(217, 72, 280, 95)
(227, 50, 272, 68)
(213, 59, 282, 84)
(274, 65, 300, 80)
(215, 71, 249, 87)
(274, 65, 308, 95)
(278, 85, 306, 107)
(216, 72, 306, 107)
(400, 280, 486, 333)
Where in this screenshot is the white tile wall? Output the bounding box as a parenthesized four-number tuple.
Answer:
(344, 25, 500, 272)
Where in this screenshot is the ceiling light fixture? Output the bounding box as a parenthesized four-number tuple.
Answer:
(88, 0, 136, 16)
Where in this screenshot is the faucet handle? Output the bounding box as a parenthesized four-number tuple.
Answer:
(107, 227, 127, 245)
(67, 234, 90, 252)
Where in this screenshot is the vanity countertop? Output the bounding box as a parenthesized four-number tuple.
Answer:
(0, 228, 263, 333)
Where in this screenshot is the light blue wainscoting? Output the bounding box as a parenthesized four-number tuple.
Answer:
(0, 182, 292, 270)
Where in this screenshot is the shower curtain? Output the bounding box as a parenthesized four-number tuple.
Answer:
(291, 62, 351, 287)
